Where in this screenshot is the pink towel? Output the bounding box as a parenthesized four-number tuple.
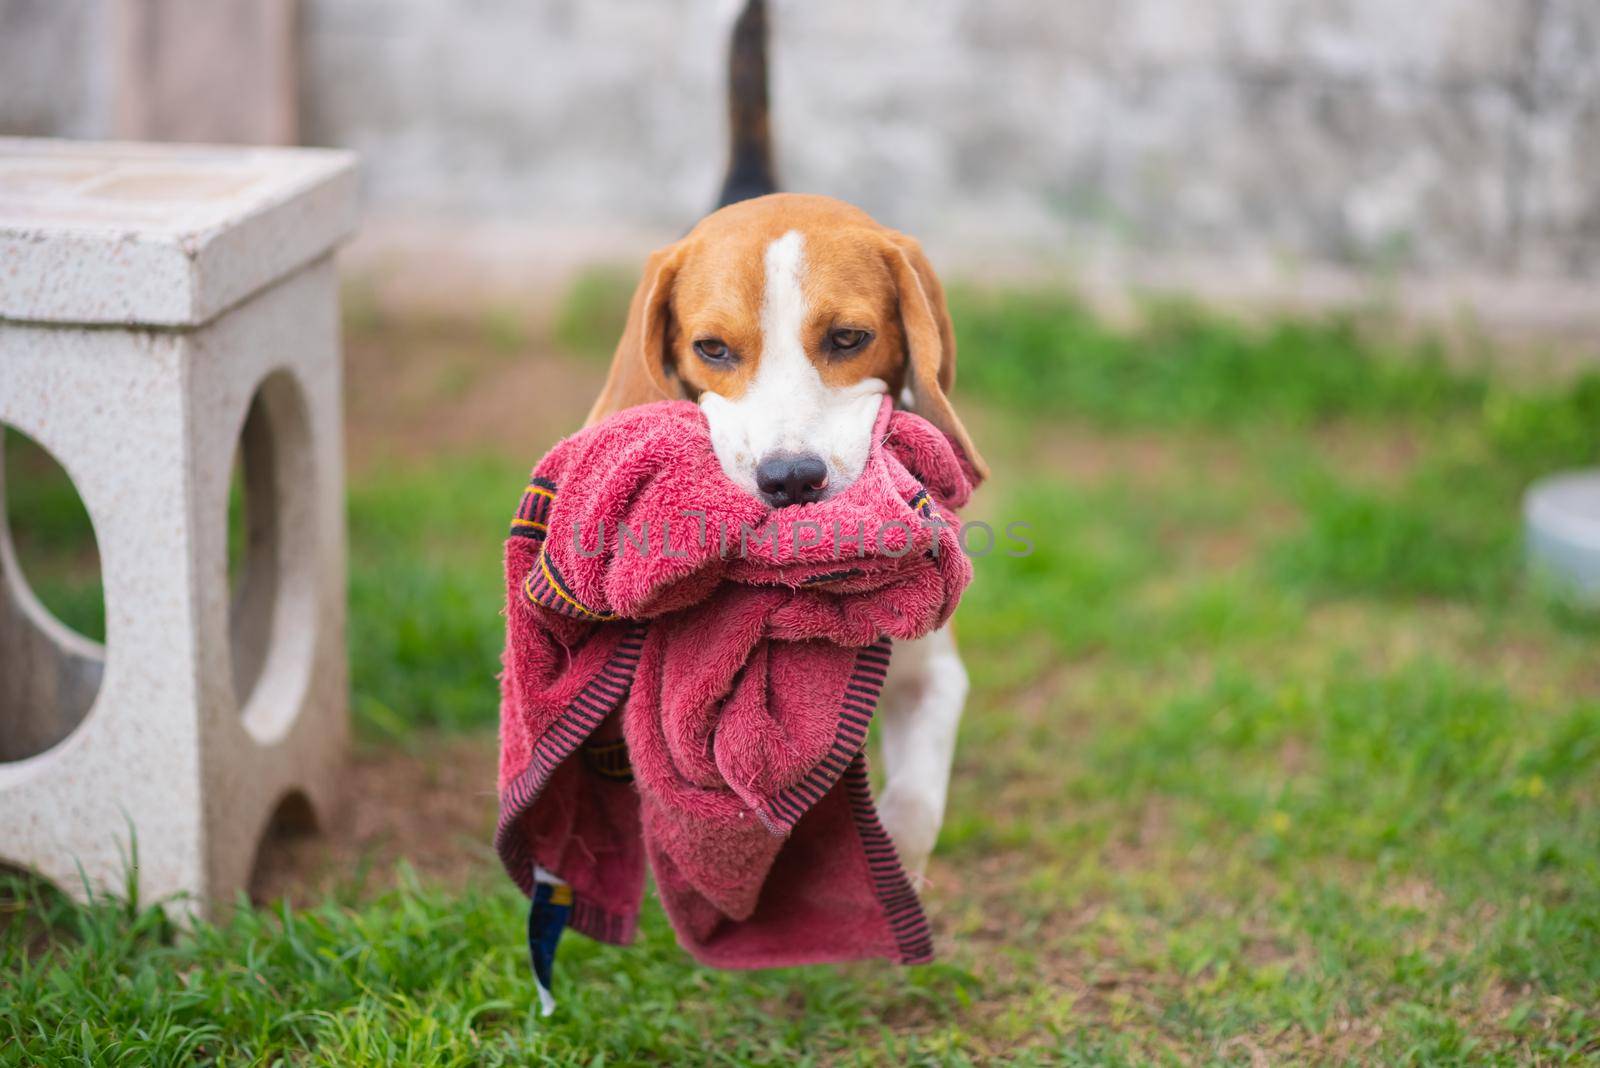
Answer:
(495, 396, 975, 979)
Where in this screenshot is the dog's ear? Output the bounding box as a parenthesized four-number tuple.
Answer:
(882, 233, 988, 480)
(585, 243, 686, 426)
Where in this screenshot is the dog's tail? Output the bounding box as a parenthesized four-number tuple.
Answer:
(716, 0, 778, 208)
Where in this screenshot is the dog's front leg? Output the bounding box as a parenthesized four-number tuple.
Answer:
(876, 625, 968, 879)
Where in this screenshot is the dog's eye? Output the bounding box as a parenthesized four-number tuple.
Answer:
(693, 338, 732, 363)
(829, 328, 870, 352)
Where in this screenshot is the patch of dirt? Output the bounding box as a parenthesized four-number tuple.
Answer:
(1169, 497, 1300, 571)
(249, 732, 501, 905)
(343, 323, 606, 475)
(1029, 423, 1193, 485)
(964, 404, 1219, 490)
(1300, 599, 1600, 704)
(1380, 877, 1445, 914)
(1311, 421, 1425, 487)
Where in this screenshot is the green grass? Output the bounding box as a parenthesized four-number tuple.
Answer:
(551, 265, 640, 364)
(3, 427, 107, 642)
(4, 279, 1599, 1063)
(3, 867, 996, 1066)
(346, 455, 522, 735)
(947, 289, 1485, 428)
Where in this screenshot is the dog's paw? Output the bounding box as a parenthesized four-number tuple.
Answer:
(876, 786, 940, 880)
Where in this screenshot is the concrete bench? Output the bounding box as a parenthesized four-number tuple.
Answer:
(0, 138, 358, 917)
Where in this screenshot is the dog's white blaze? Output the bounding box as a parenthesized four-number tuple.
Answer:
(700, 230, 885, 497)
(752, 230, 816, 438)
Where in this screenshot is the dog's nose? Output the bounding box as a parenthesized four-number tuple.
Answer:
(755, 453, 829, 507)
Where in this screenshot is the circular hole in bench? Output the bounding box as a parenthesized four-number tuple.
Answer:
(0, 425, 106, 763)
(227, 371, 317, 737)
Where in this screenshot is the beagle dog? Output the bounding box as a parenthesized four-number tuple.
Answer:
(584, 192, 987, 877)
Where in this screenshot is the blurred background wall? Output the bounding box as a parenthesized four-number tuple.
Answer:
(3, 0, 1597, 330)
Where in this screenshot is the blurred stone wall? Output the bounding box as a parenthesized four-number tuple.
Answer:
(0, 0, 110, 141)
(4, 0, 1598, 303)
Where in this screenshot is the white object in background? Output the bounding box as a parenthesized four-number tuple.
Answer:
(0, 138, 358, 919)
(1525, 470, 1600, 607)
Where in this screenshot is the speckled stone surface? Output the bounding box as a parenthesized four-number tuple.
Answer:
(0, 139, 354, 917)
(0, 138, 357, 327)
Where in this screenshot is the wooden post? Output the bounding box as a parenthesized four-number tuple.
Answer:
(112, 0, 298, 145)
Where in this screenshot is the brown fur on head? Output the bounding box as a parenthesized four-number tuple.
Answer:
(587, 194, 985, 488)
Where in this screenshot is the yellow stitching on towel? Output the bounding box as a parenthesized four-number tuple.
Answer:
(540, 551, 605, 618)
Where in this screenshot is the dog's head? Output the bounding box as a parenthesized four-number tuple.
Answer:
(586, 193, 985, 506)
